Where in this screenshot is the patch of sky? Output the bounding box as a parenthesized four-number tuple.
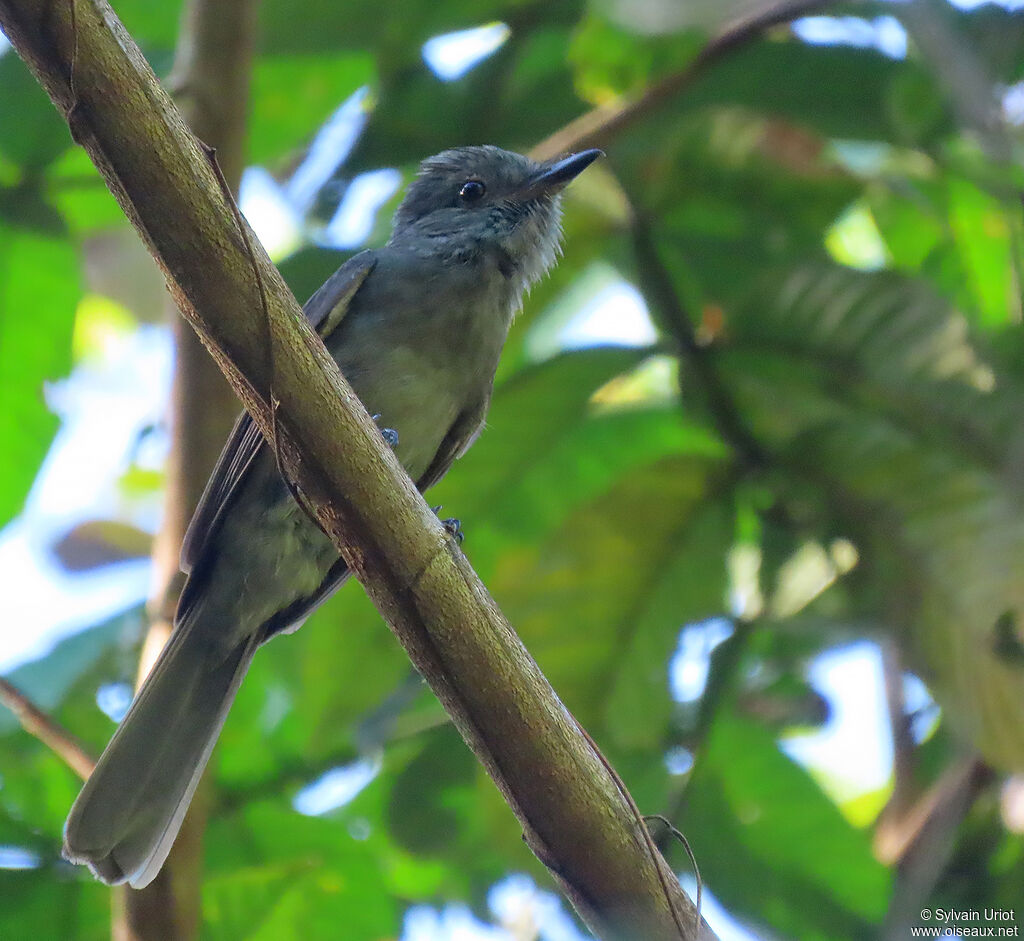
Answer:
(241, 86, 373, 258)
(96, 681, 133, 723)
(489, 875, 591, 941)
(403, 904, 509, 941)
(793, 16, 908, 60)
(904, 670, 940, 743)
(0, 846, 41, 870)
(829, 141, 897, 176)
(525, 263, 658, 362)
(0, 28, 9, 57)
(239, 166, 303, 260)
(669, 617, 735, 704)
(664, 745, 694, 776)
(781, 640, 894, 803)
(947, 0, 1024, 9)
(285, 87, 370, 214)
(670, 610, 901, 814)
(422, 23, 510, 82)
(678, 877, 763, 941)
(0, 324, 168, 672)
(559, 280, 657, 351)
(240, 87, 401, 258)
(1003, 81, 1024, 125)
(292, 755, 380, 816)
(321, 168, 402, 249)
(401, 875, 593, 941)
(402, 873, 761, 941)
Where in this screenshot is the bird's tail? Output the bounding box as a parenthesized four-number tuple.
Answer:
(63, 615, 258, 888)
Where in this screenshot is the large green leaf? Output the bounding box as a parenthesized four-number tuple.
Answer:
(0, 867, 108, 941)
(248, 54, 376, 166)
(494, 455, 730, 734)
(202, 817, 398, 941)
(721, 264, 1024, 770)
(679, 40, 950, 145)
(0, 55, 73, 169)
(682, 712, 891, 939)
(0, 606, 141, 735)
(0, 224, 79, 527)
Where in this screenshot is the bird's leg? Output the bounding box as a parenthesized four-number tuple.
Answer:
(431, 505, 464, 544)
(371, 414, 399, 449)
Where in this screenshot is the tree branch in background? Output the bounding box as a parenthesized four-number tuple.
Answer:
(120, 1, 259, 939)
(0, 1, 711, 936)
(874, 629, 992, 940)
(879, 757, 991, 941)
(876, 640, 918, 845)
(631, 214, 768, 472)
(531, 0, 832, 161)
(0, 677, 95, 780)
(873, 629, 992, 936)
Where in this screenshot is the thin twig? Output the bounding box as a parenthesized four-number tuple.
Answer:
(63, 0, 85, 142)
(572, 718, 700, 939)
(531, 0, 834, 161)
(644, 814, 703, 931)
(0, 677, 95, 780)
(201, 142, 326, 536)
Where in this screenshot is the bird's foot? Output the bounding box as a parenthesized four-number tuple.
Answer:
(371, 414, 399, 449)
(431, 505, 464, 544)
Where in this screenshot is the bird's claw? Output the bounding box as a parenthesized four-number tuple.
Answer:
(371, 414, 399, 449)
(443, 518, 464, 543)
(431, 505, 464, 544)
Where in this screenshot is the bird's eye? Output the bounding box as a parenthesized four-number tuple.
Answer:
(459, 180, 486, 202)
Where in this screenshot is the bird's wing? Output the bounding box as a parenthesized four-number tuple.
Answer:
(179, 251, 378, 574)
(415, 394, 490, 494)
(263, 397, 490, 640)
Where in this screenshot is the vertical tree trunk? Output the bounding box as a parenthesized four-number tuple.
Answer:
(115, 1, 259, 937)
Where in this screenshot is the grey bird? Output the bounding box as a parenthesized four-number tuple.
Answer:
(62, 144, 601, 888)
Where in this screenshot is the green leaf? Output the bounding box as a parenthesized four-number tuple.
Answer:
(387, 726, 476, 855)
(0, 606, 141, 736)
(203, 860, 396, 941)
(0, 225, 79, 527)
(432, 347, 654, 522)
(260, 0, 513, 56)
(218, 577, 409, 789)
(681, 40, 949, 144)
(682, 714, 889, 939)
(46, 149, 127, 236)
(0, 54, 73, 169)
(946, 176, 1015, 328)
(605, 501, 731, 748)
(0, 867, 108, 941)
(721, 263, 1024, 769)
(348, 28, 582, 172)
(496, 455, 729, 732)
(248, 54, 376, 166)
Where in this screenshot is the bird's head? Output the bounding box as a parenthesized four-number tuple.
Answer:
(390, 145, 601, 292)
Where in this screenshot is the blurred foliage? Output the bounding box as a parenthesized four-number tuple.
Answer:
(2, 0, 1024, 939)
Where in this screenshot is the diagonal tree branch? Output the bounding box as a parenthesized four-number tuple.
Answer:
(0, 677, 96, 780)
(879, 756, 992, 941)
(0, 1, 712, 937)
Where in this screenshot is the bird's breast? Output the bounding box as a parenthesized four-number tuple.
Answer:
(343, 343, 464, 482)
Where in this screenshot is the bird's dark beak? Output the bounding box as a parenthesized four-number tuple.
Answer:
(520, 149, 603, 199)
